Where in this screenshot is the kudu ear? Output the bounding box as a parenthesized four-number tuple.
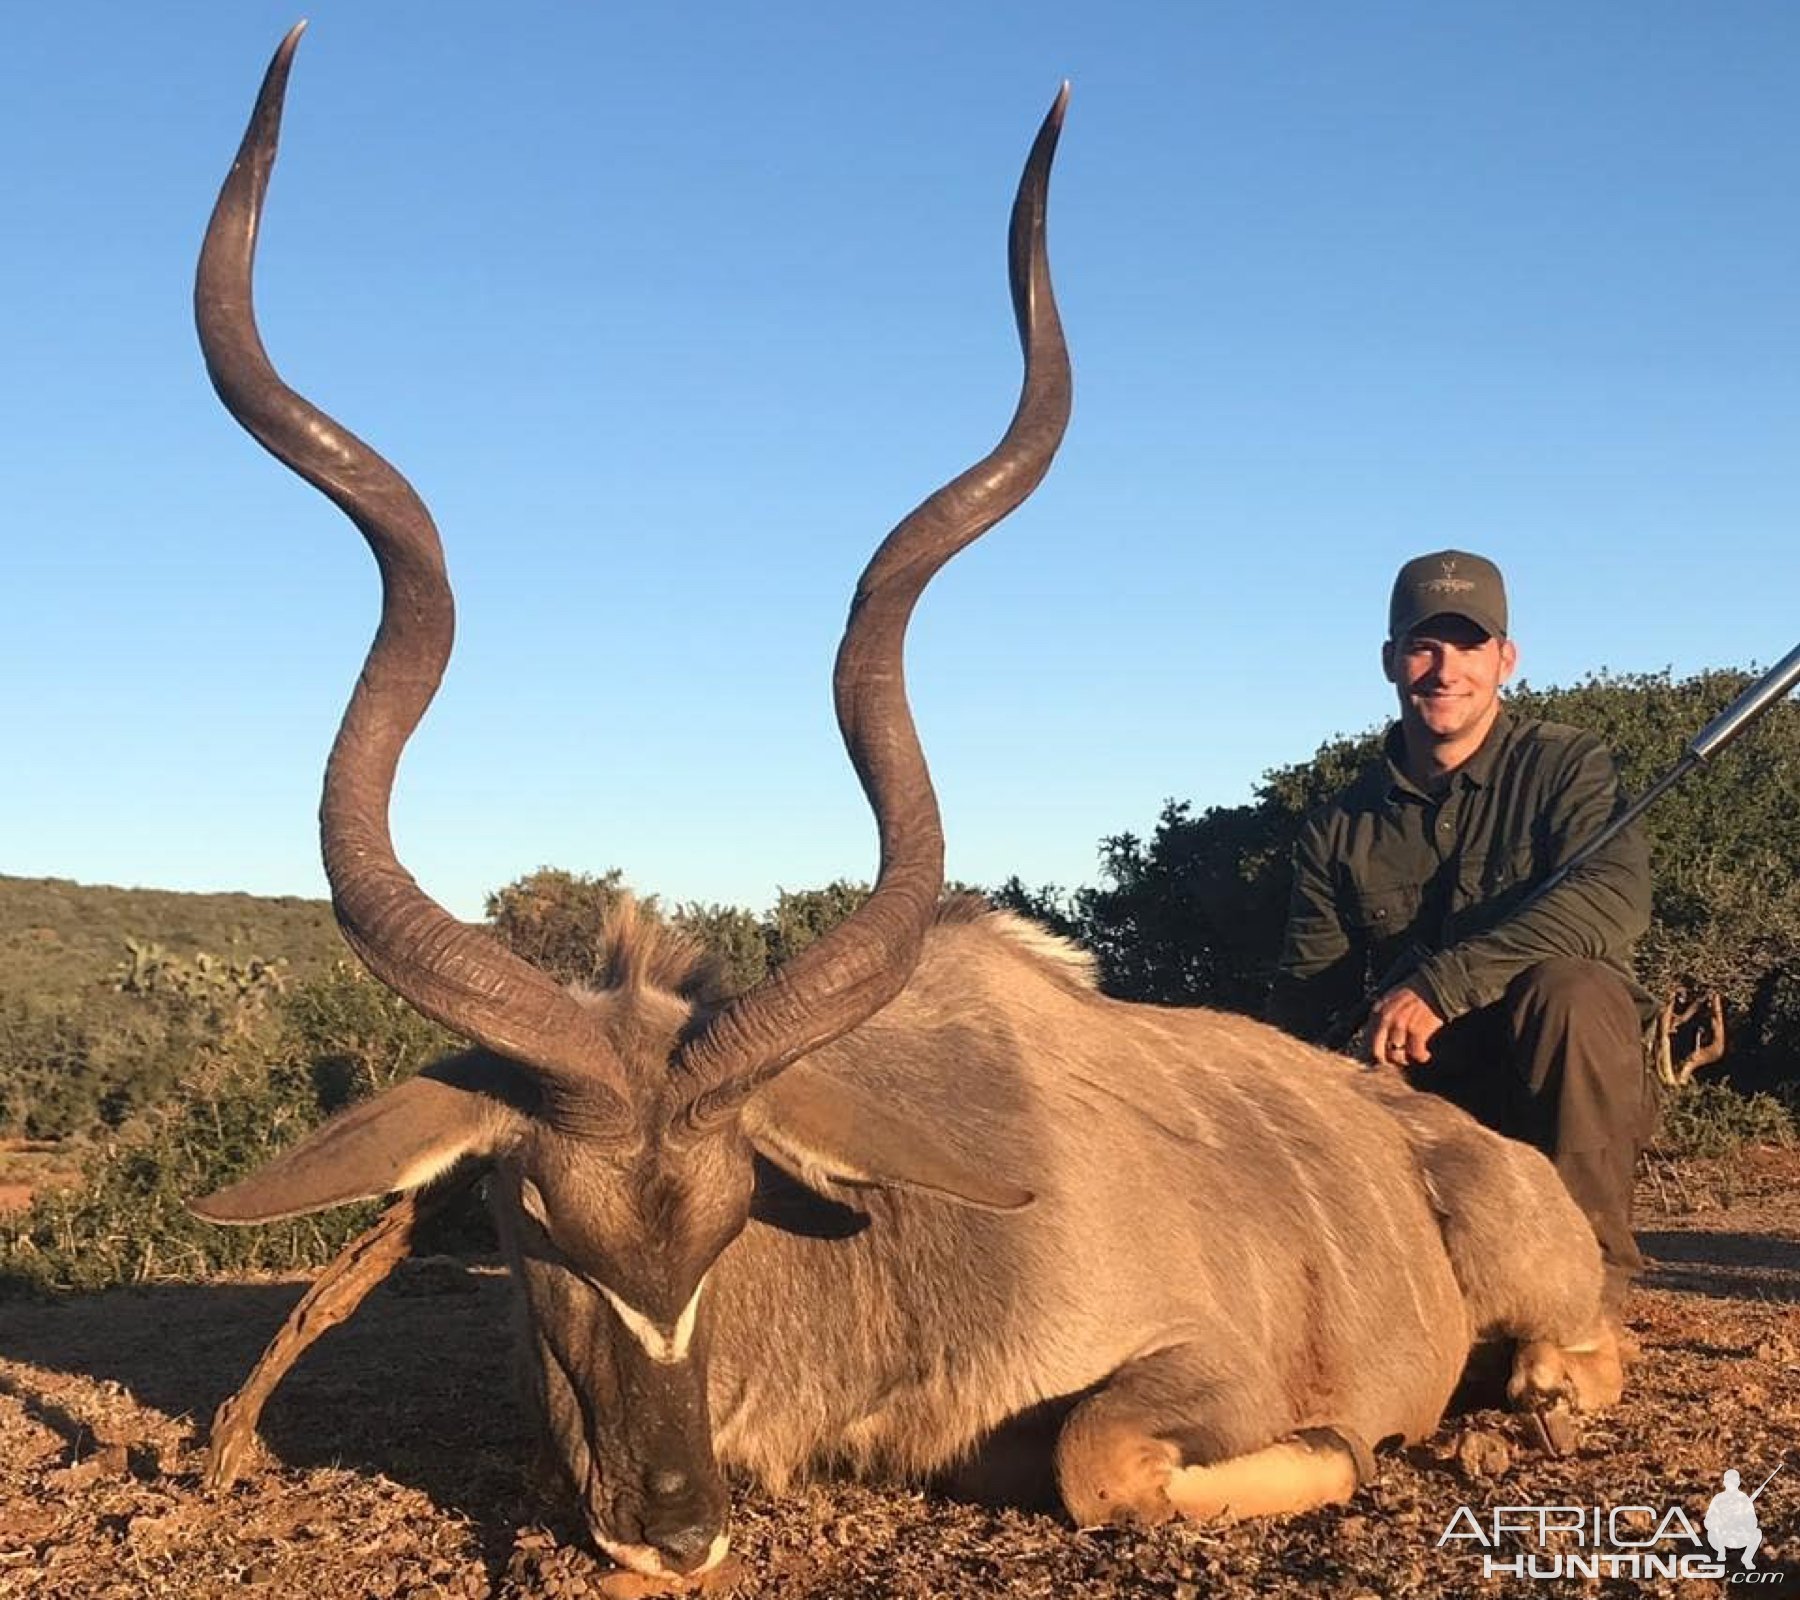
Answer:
(190, 1055, 529, 1225)
(742, 1062, 1034, 1213)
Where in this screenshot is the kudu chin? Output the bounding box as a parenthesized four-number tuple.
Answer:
(192, 24, 1624, 1588)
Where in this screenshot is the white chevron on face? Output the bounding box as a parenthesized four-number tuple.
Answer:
(597, 1275, 707, 1365)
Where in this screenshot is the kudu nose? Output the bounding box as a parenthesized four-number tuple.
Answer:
(642, 1469, 721, 1574)
(649, 1521, 718, 1573)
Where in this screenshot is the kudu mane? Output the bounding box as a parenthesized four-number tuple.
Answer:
(574, 897, 735, 1008)
(567, 893, 1093, 1024)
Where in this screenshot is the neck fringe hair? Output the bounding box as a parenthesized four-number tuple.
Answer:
(577, 890, 1093, 1011)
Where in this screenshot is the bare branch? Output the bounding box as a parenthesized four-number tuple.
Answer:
(203, 1179, 471, 1490)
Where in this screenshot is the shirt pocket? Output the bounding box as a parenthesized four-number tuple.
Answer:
(1454, 841, 1540, 938)
(1463, 840, 1541, 904)
(1342, 881, 1421, 937)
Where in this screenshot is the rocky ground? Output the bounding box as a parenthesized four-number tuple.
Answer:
(0, 1149, 1795, 1600)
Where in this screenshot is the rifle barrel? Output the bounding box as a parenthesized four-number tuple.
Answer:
(1690, 642, 1800, 761)
(1543, 646, 1800, 897)
(1749, 1458, 1786, 1501)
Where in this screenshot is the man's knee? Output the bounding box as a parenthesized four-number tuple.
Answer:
(1505, 957, 1634, 1019)
(1503, 958, 1651, 1145)
(1501, 959, 1648, 1107)
(1503, 960, 1643, 1054)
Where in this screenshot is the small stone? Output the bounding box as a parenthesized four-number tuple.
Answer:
(0, 1503, 60, 1545)
(43, 1458, 106, 1494)
(1453, 1429, 1511, 1480)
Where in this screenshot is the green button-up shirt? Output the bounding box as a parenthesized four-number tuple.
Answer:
(1267, 711, 1653, 1043)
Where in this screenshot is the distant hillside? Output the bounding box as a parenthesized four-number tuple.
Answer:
(0, 875, 344, 1011)
(0, 877, 348, 1138)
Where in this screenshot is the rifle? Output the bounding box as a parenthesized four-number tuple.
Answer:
(1322, 641, 1800, 1055)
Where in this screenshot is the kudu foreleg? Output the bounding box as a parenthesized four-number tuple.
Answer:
(1508, 1319, 1627, 1416)
(1052, 1348, 1375, 1528)
(203, 1179, 471, 1489)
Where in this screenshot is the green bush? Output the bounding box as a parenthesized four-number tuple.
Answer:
(484, 867, 640, 985)
(0, 876, 343, 1140)
(0, 1057, 381, 1293)
(0, 961, 458, 1295)
(1653, 1079, 1799, 1160)
(483, 867, 874, 993)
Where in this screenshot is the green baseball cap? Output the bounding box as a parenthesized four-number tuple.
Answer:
(1388, 549, 1508, 641)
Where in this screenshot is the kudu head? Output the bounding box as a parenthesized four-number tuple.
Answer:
(190, 24, 1069, 1581)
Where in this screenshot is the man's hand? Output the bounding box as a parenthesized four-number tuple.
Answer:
(1363, 985, 1445, 1068)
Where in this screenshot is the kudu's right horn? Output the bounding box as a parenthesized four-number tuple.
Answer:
(196, 23, 631, 1132)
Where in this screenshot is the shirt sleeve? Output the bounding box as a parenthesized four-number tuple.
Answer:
(1409, 735, 1652, 1018)
(1266, 809, 1364, 1042)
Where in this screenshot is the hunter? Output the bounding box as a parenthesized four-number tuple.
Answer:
(1268, 549, 1656, 1315)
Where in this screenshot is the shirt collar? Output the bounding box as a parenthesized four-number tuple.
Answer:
(1381, 707, 1513, 804)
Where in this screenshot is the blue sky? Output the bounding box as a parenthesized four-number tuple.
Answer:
(6, 3, 1798, 920)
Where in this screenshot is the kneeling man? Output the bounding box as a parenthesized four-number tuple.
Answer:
(1268, 550, 1656, 1316)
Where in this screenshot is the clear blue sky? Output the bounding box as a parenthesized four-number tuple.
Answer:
(6, 3, 1798, 920)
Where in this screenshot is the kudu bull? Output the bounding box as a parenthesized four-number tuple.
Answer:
(193, 26, 1624, 1588)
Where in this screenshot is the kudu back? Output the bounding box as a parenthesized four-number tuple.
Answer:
(193, 28, 1623, 1586)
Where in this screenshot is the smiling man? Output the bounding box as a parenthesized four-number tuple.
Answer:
(1267, 550, 1656, 1317)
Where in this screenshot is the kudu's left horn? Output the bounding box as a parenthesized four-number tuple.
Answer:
(676, 85, 1074, 1129)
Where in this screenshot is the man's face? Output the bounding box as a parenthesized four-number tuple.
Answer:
(1381, 612, 1518, 745)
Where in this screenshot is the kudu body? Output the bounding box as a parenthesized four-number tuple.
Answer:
(193, 28, 1623, 1588)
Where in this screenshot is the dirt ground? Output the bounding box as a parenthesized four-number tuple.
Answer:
(1, 1150, 1795, 1600)
(0, 1141, 77, 1215)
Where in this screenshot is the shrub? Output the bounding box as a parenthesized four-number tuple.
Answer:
(1653, 1079, 1799, 1160)
(0, 961, 461, 1295)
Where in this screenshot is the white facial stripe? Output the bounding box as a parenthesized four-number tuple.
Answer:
(597, 1276, 707, 1364)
